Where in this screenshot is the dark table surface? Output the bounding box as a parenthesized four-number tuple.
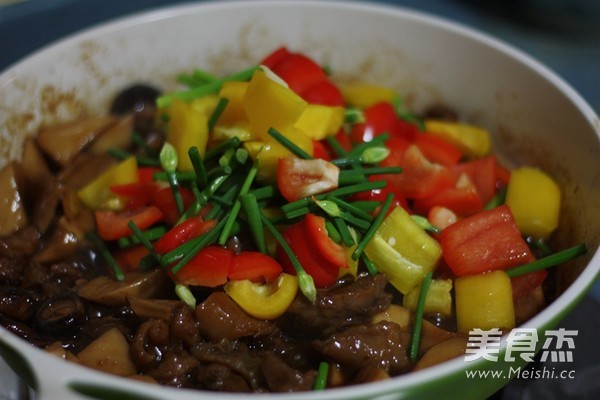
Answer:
(1, 1, 599, 399)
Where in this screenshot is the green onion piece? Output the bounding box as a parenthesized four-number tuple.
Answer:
(393, 96, 425, 131)
(281, 180, 388, 214)
(361, 254, 379, 276)
(411, 215, 441, 235)
(188, 146, 208, 187)
(484, 186, 507, 210)
(152, 171, 196, 182)
(325, 134, 349, 158)
(250, 185, 279, 201)
(175, 284, 196, 308)
(240, 193, 267, 253)
(313, 361, 329, 391)
(352, 193, 394, 260)
(107, 148, 160, 167)
(86, 231, 124, 281)
(219, 148, 236, 168)
(348, 133, 390, 158)
(325, 221, 342, 244)
(328, 196, 374, 222)
(156, 65, 259, 108)
(360, 146, 390, 164)
(218, 161, 259, 245)
(207, 97, 229, 132)
(410, 271, 433, 362)
(192, 68, 219, 83)
(127, 220, 163, 265)
(314, 199, 342, 218)
(118, 226, 167, 248)
(206, 165, 233, 180)
(205, 136, 242, 160)
(160, 143, 184, 214)
(131, 131, 156, 156)
(337, 172, 367, 186)
(506, 243, 587, 278)
(344, 108, 365, 124)
(530, 237, 553, 257)
(268, 127, 313, 160)
(159, 142, 178, 172)
(297, 271, 317, 304)
(333, 217, 355, 247)
(260, 213, 317, 303)
(284, 206, 313, 220)
(339, 166, 403, 179)
(349, 200, 381, 213)
(169, 217, 227, 273)
(235, 148, 249, 165)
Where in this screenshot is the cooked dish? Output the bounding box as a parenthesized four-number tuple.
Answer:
(0, 47, 586, 392)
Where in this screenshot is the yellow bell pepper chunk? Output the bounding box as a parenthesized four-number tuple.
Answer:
(294, 104, 345, 141)
(243, 68, 308, 141)
(505, 167, 561, 239)
(425, 120, 491, 158)
(455, 270, 515, 333)
(403, 278, 453, 317)
(364, 206, 442, 294)
(77, 156, 138, 210)
(224, 273, 298, 320)
(244, 127, 313, 182)
(166, 98, 210, 171)
(216, 81, 249, 127)
(340, 83, 397, 109)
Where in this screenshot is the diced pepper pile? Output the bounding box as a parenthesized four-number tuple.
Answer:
(81, 47, 586, 340)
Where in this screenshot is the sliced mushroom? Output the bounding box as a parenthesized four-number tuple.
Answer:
(413, 336, 468, 371)
(77, 269, 172, 306)
(34, 291, 86, 335)
(33, 216, 84, 264)
(20, 137, 53, 209)
(36, 116, 117, 167)
(128, 296, 180, 320)
(0, 162, 28, 237)
(89, 114, 134, 155)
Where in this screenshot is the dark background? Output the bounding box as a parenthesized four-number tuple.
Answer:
(1, 1, 599, 399)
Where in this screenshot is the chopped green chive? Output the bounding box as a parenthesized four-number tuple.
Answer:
(352, 193, 394, 260)
(313, 361, 329, 390)
(86, 231, 124, 282)
(410, 271, 433, 362)
(268, 127, 313, 160)
(240, 193, 267, 254)
(506, 243, 587, 278)
(207, 97, 229, 132)
(175, 284, 196, 308)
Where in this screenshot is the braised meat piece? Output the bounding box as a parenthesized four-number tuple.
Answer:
(277, 274, 392, 339)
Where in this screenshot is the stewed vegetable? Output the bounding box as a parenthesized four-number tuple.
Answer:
(0, 47, 587, 392)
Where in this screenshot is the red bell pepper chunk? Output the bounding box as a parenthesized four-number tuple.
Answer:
(260, 46, 291, 69)
(269, 52, 328, 95)
(414, 133, 462, 166)
(151, 186, 195, 226)
(511, 269, 547, 300)
(137, 167, 162, 183)
(277, 156, 339, 202)
(173, 245, 233, 287)
(312, 140, 332, 161)
(440, 205, 535, 276)
(228, 251, 283, 283)
(154, 217, 217, 255)
(413, 173, 484, 217)
(452, 155, 498, 205)
(95, 206, 163, 241)
(385, 145, 455, 200)
(110, 181, 157, 210)
(278, 217, 340, 288)
(113, 245, 150, 272)
(300, 80, 345, 106)
(304, 213, 347, 268)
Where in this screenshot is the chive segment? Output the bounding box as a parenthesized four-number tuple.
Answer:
(506, 243, 587, 278)
(410, 271, 433, 362)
